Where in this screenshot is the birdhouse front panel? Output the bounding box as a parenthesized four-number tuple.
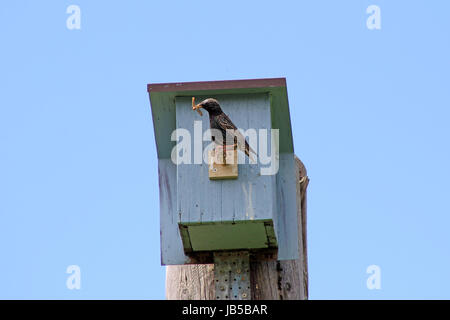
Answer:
(175, 93, 278, 253)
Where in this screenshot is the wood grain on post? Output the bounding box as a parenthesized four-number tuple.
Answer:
(166, 156, 309, 300)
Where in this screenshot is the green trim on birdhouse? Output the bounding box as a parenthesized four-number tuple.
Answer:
(179, 219, 277, 252)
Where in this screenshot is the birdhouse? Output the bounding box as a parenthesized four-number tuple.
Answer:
(148, 78, 300, 265)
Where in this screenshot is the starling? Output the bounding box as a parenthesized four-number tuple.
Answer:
(193, 98, 257, 161)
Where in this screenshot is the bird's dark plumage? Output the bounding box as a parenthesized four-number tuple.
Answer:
(196, 98, 256, 160)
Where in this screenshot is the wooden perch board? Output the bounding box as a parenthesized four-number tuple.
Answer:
(208, 147, 238, 180)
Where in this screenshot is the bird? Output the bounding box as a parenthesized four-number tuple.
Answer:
(193, 98, 257, 161)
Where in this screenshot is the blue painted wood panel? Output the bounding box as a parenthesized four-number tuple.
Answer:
(175, 93, 276, 226)
(275, 153, 300, 260)
(158, 159, 188, 265)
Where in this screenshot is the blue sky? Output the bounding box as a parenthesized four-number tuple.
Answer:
(1, 1, 449, 299)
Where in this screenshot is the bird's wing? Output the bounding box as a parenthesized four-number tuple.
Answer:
(216, 113, 237, 131)
(216, 114, 257, 159)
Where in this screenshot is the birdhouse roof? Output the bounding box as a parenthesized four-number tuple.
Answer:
(147, 78, 294, 159)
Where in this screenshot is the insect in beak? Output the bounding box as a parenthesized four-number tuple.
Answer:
(192, 97, 203, 116)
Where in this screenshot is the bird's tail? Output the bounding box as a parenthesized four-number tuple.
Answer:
(244, 142, 258, 163)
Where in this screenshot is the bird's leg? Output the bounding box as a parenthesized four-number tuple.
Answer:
(222, 143, 226, 165)
(221, 143, 237, 165)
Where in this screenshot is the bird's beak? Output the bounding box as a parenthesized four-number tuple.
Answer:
(192, 97, 203, 116)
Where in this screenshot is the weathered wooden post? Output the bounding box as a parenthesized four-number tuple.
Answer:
(147, 78, 308, 300)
